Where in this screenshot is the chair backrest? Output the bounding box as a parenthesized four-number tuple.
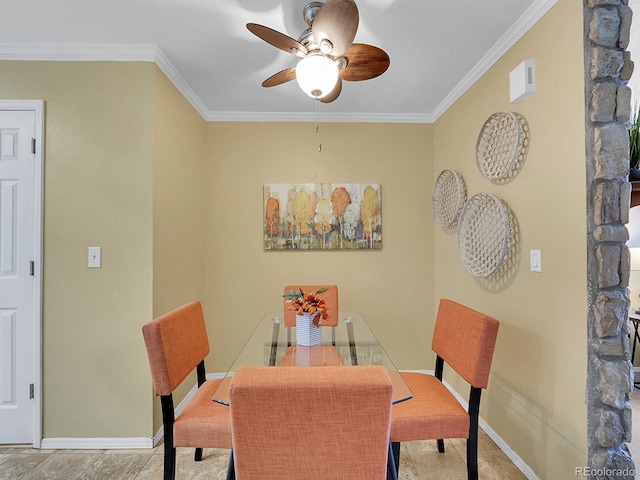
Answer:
(142, 301, 209, 396)
(229, 365, 393, 480)
(283, 284, 339, 327)
(431, 299, 499, 389)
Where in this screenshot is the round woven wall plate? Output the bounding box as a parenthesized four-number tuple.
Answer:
(432, 170, 466, 228)
(457, 193, 511, 278)
(476, 111, 527, 181)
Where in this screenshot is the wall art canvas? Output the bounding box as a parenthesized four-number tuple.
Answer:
(264, 183, 382, 250)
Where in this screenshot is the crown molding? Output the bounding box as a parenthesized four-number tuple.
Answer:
(0, 0, 557, 125)
(151, 47, 209, 119)
(0, 42, 412, 123)
(0, 43, 211, 120)
(430, 0, 559, 122)
(204, 110, 434, 123)
(0, 43, 158, 61)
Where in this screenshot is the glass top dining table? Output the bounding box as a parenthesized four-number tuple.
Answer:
(211, 311, 413, 405)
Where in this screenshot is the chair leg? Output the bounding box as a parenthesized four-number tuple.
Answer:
(391, 441, 400, 475)
(163, 443, 176, 480)
(164, 446, 176, 480)
(466, 387, 482, 480)
(195, 363, 206, 464)
(387, 442, 399, 480)
(467, 437, 478, 480)
(437, 438, 445, 453)
(161, 396, 176, 480)
(225, 448, 235, 480)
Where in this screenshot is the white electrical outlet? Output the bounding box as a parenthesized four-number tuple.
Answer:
(88, 247, 101, 268)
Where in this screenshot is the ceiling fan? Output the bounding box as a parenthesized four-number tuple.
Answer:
(247, 0, 390, 103)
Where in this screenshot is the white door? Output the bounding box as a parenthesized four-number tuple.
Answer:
(0, 102, 43, 445)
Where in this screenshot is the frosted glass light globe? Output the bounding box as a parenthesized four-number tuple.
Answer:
(295, 55, 339, 99)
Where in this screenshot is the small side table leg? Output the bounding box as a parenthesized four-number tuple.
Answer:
(631, 317, 640, 389)
(633, 324, 638, 365)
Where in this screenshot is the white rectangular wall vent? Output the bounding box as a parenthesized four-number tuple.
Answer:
(509, 59, 535, 104)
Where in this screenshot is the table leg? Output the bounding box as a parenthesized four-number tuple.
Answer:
(631, 318, 640, 388)
(225, 449, 235, 480)
(387, 442, 398, 480)
(346, 321, 358, 365)
(269, 321, 280, 366)
(633, 322, 639, 364)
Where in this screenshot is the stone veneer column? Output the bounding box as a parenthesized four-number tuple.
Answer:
(585, 0, 636, 477)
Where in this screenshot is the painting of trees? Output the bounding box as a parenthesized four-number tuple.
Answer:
(361, 186, 380, 249)
(343, 203, 360, 243)
(263, 183, 382, 250)
(292, 189, 313, 248)
(264, 196, 280, 248)
(314, 198, 333, 249)
(331, 187, 350, 248)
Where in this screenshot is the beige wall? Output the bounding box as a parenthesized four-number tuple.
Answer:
(1, 61, 155, 437)
(202, 122, 434, 372)
(151, 67, 207, 431)
(0, 60, 211, 438)
(151, 67, 206, 318)
(433, 0, 587, 477)
(0, 1, 590, 476)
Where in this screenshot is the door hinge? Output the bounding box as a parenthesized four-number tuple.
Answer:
(30, 261, 34, 276)
(31, 138, 36, 154)
(29, 384, 34, 400)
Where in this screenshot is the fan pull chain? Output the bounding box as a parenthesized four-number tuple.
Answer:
(315, 100, 321, 152)
(316, 123, 322, 152)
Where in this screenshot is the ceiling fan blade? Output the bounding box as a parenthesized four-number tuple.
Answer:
(339, 44, 390, 82)
(247, 23, 308, 56)
(312, 0, 358, 56)
(262, 68, 296, 88)
(320, 78, 342, 103)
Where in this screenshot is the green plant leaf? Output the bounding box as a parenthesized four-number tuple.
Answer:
(283, 290, 302, 301)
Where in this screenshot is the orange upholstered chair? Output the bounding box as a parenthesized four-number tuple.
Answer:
(227, 365, 397, 480)
(283, 284, 339, 327)
(142, 301, 231, 480)
(390, 299, 499, 480)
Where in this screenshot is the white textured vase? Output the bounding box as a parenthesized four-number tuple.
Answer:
(296, 313, 322, 346)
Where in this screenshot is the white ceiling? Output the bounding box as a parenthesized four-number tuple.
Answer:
(0, 0, 558, 123)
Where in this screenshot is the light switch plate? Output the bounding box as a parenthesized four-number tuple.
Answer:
(530, 250, 541, 272)
(88, 247, 101, 268)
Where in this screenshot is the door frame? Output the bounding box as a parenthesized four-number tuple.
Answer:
(0, 99, 44, 448)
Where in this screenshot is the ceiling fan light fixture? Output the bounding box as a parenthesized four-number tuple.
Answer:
(295, 54, 339, 99)
(247, 0, 389, 103)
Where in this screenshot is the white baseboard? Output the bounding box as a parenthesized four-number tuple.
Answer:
(41, 373, 226, 450)
(40, 437, 154, 449)
(37, 368, 537, 478)
(401, 370, 538, 480)
(475, 413, 539, 480)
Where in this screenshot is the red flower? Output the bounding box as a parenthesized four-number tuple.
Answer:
(283, 288, 330, 327)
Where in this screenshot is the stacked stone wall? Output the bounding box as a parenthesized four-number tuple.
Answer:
(586, 0, 636, 477)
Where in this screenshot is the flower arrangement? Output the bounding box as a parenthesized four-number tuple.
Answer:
(283, 287, 330, 327)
